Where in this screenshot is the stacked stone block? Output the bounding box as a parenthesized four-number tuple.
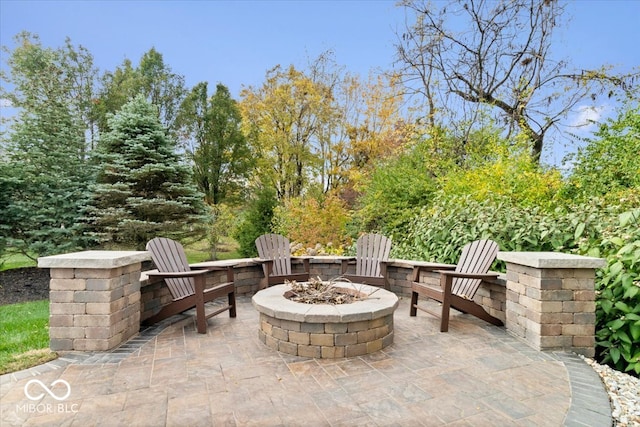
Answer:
(39, 251, 149, 352)
(258, 312, 394, 358)
(231, 263, 265, 295)
(474, 277, 507, 324)
(386, 260, 415, 295)
(308, 257, 345, 280)
(139, 274, 172, 322)
(253, 283, 399, 359)
(498, 252, 605, 357)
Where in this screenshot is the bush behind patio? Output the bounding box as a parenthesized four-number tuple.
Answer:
(391, 192, 640, 377)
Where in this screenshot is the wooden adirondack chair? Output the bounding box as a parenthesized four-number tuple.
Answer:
(341, 233, 392, 289)
(410, 239, 502, 332)
(144, 237, 236, 334)
(255, 234, 310, 289)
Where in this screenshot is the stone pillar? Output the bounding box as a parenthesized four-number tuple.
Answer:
(497, 252, 606, 357)
(38, 251, 150, 352)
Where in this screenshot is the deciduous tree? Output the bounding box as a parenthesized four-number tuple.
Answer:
(94, 48, 186, 136)
(240, 64, 333, 199)
(396, 0, 635, 162)
(178, 82, 252, 205)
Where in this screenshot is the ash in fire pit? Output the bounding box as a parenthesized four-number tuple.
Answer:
(284, 276, 376, 305)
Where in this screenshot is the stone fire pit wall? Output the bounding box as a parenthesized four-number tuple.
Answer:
(252, 283, 399, 358)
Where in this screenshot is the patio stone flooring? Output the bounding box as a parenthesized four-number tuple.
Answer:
(1, 296, 611, 426)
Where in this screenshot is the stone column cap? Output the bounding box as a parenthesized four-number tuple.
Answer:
(497, 251, 606, 269)
(38, 250, 151, 269)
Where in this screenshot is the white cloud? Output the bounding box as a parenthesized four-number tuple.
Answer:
(569, 105, 606, 129)
(0, 98, 13, 108)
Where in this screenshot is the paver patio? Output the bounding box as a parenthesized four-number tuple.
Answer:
(1, 297, 611, 426)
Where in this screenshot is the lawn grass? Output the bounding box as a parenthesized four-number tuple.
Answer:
(0, 300, 57, 375)
(0, 238, 241, 270)
(0, 252, 36, 271)
(0, 237, 242, 375)
(184, 237, 241, 263)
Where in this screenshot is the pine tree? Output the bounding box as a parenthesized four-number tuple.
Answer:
(85, 95, 205, 250)
(1, 33, 92, 259)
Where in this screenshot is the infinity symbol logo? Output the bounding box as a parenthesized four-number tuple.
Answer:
(24, 379, 71, 401)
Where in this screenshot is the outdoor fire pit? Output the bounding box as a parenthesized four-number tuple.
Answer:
(252, 280, 399, 358)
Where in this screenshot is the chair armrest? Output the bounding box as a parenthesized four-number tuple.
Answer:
(253, 257, 271, 264)
(253, 258, 274, 268)
(147, 269, 210, 279)
(411, 264, 455, 281)
(434, 270, 499, 280)
(190, 265, 230, 271)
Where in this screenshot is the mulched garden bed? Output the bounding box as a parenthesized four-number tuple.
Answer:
(0, 267, 50, 306)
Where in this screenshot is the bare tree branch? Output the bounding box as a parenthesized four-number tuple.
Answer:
(395, 0, 636, 163)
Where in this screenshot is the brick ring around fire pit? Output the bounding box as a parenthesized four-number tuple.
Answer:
(252, 283, 399, 358)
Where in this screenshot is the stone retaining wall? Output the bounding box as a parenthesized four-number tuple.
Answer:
(39, 251, 603, 357)
(140, 257, 508, 326)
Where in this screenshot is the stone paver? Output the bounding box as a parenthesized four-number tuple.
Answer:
(1, 297, 611, 426)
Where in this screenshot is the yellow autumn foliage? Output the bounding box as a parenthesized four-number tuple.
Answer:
(440, 154, 563, 207)
(271, 193, 352, 254)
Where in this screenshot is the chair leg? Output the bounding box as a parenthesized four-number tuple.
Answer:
(195, 276, 207, 334)
(410, 291, 418, 316)
(440, 299, 451, 333)
(440, 276, 453, 333)
(228, 291, 237, 318)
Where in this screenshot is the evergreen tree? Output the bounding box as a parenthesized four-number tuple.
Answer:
(0, 33, 92, 259)
(85, 95, 205, 250)
(233, 187, 278, 257)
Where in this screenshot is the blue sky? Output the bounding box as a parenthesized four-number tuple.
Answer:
(1, 0, 639, 164)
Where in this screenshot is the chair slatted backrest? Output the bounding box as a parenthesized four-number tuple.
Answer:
(355, 233, 392, 278)
(255, 234, 293, 276)
(452, 239, 499, 299)
(146, 237, 194, 301)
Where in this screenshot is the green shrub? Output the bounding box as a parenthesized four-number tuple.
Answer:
(594, 208, 640, 376)
(440, 156, 563, 209)
(394, 193, 640, 376)
(392, 194, 596, 265)
(355, 148, 436, 234)
(233, 188, 278, 257)
(272, 192, 352, 254)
